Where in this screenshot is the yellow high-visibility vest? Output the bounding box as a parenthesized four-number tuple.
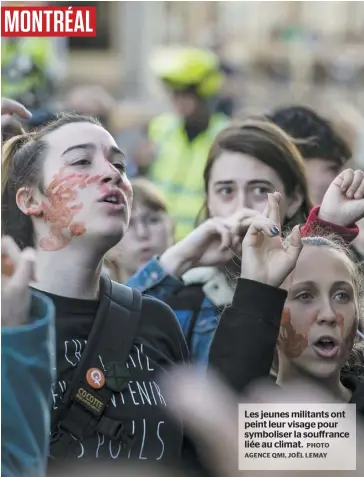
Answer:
(148, 112, 228, 240)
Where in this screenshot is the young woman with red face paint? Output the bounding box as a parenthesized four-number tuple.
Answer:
(1, 113, 209, 473)
(210, 174, 364, 412)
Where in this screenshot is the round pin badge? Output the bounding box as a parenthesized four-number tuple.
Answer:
(86, 368, 105, 389)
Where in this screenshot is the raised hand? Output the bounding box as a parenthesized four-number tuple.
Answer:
(240, 192, 303, 287)
(1, 236, 36, 327)
(1, 97, 32, 139)
(319, 169, 364, 226)
(1, 97, 32, 119)
(160, 208, 259, 277)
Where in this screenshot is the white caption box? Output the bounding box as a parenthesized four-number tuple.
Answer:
(239, 403, 356, 470)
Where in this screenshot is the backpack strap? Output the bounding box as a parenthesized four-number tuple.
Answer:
(165, 284, 206, 354)
(50, 275, 142, 459)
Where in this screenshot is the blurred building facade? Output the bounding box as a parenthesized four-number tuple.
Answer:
(62, 1, 364, 110)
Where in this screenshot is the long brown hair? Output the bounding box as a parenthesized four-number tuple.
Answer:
(198, 118, 313, 229)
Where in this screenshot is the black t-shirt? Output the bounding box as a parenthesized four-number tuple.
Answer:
(46, 289, 189, 467)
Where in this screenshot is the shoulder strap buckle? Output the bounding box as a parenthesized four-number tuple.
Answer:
(97, 416, 134, 443)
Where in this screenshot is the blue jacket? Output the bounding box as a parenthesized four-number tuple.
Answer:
(2, 290, 56, 477)
(127, 258, 233, 364)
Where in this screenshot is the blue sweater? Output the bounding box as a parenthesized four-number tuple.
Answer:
(2, 290, 55, 477)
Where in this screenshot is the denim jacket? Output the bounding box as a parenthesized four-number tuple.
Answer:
(127, 260, 234, 364)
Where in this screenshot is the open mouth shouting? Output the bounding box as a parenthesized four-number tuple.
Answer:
(312, 335, 340, 358)
(98, 189, 125, 211)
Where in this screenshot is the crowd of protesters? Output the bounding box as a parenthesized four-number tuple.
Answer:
(1, 43, 364, 477)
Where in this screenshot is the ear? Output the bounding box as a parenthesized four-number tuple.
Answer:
(285, 187, 304, 220)
(16, 186, 43, 217)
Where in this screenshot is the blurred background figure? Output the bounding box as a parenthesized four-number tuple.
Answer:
(1, 35, 63, 130)
(1, 37, 57, 109)
(110, 101, 158, 177)
(202, 32, 242, 118)
(62, 84, 116, 130)
(104, 178, 174, 283)
(134, 46, 228, 240)
(328, 102, 364, 267)
(268, 105, 352, 205)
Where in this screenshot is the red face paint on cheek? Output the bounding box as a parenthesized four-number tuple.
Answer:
(279, 308, 309, 359)
(337, 313, 345, 337)
(338, 313, 357, 356)
(85, 175, 102, 186)
(39, 170, 102, 251)
(281, 308, 291, 325)
(344, 324, 357, 355)
(69, 222, 86, 236)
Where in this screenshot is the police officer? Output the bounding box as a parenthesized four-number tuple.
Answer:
(134, 47, 229, 240)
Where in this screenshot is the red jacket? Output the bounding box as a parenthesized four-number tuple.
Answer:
(301, 206, 359, 244)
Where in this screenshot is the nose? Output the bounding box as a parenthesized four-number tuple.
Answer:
(134, 221, 149, 240)
(316, 301, 338, 327)
(100, 163, 122, 187)
(236, 189, 251, 210)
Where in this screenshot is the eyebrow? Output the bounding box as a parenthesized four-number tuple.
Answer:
(213, 179, 274, 187)
(214, 180, 234, 186)
(290, 280, 353, 290)
(61, 143, 125, 159)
